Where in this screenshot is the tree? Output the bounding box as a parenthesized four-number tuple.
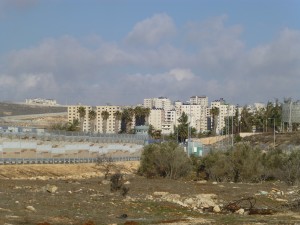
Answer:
(122, 108, 134, 133)
(148, 124, 162, 139)
(67, 119, 80, 131)
(88, 110, 97, 133)
(210, 107, 219, 135)
(134, 106, 144, 126)
(77, 106, 86, 132)
(113, 110, 122, 133)
(201, 144, 264, 182)
(240, 106, 253, 132)
(139, 142, 192, 179)
(176, 112, 189, 143)
(143, 107, 151, 125)
(101, 111, 110, 134)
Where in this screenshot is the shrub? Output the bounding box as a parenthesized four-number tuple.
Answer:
(96, 155, 119, 179)
(139, 142, 192, 179)
(201, 143, 265, 183)
(110, 173, 130, 196)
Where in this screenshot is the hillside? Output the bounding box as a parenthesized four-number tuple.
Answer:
(242, 132, 300, 150)
(0, 102, 67, 117)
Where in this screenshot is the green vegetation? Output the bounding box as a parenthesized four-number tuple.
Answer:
(140, 139, 300, 185)
(88, 109, 97, 133)
(139, 142, 192, 179)
(77, 106, 86, 131)
(50, 119, 80, 131)
(195, 143, 300, 185)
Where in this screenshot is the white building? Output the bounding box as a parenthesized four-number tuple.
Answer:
(148, 108, 165, 130)
(189, 96, 208, 107)
(181, 104, 208, 133)
(96, 106, 122, 133)
(144, 97, 173, 111)
(26, 98, 58, 106)
(161, 109, 178, 134)
(67, 105, 92, 132)
(209, 98, 236, 134)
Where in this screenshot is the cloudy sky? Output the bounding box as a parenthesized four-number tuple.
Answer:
(0, 0, 299, 106)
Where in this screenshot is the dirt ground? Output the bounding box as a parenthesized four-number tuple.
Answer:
(0, 163, 300, 225)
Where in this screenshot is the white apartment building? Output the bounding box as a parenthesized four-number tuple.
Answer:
(161, 109, 178, 134)
(144, 97, 173, 111)
(148, 108, 165, 130)
(68, 105, 92, 132)
(209, 98, 236, 134)
(181, 104, 208, 133)
(189, 96, 208, 107)
(96, 106, 122, 133)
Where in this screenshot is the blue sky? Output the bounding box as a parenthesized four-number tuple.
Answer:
(0, 0, 299, 106)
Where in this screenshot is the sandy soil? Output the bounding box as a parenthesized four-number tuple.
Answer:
(0, 162, 140, 180)
(0, 163, 300, 225)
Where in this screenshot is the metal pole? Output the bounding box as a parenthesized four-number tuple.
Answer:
(231, 113, 234, 147)
(273, 119, 276, 149)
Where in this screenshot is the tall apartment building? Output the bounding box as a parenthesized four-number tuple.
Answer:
(96, 106, 122, 133)
(161, 109, 177, 135)
(209, 98, 236, 134)
(148, 108, 165, 130)
(67, 105, 92, 132)
(181, 104, 208, 133)
(144, 97, 173, 111)
(189, 96, 208, 107)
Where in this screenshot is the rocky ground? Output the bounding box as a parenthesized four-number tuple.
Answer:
(0, 163, 300, 225)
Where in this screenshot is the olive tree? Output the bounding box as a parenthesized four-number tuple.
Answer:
(139, 142, 192, 179)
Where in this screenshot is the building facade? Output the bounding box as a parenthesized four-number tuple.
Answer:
(96, 106, 122, 133)
(67, 105, 92, 132)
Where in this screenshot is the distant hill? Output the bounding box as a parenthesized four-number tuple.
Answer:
(0, 102, 67, 117)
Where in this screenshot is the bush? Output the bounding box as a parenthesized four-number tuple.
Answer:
(201, 143, 265, 183)
(110, 173, 129, 196)
(96, 155, 120, 179)
(139, 142, 192, 179)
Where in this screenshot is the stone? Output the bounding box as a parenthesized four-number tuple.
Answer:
(45, 184, 58, 193)
(195, 194, 217, 208)
(197, 180, 207, 184)
(26, 205, 36, 212)
(101, 180, 110, 185)
(184, 198, 195, 206)
(124, 181, 130, 185)
(213, 205, 221, 213)
(212, 182, 218, 184)
(153, 191, 169, 196)
(257, 191, 268, 195)
(235, 208, 244, 215)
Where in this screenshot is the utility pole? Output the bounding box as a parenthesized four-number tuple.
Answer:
(268, 118, 276, 149)
(231, 110, 234, 147)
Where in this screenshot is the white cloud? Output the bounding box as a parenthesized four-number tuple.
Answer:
(1, 14, 300, 105)
(168, 68, 195, 81)
(125, 13, 176, 46)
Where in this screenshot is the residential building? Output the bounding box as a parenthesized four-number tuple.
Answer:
(67, 105, 92, 132)
(96, 106, 122, 133)
(181, 104, 208, 133)
(189, 96, 208, 107)
(148, 108, 165, 130)
(144, 97, 173, 111)
(208, 98, 236, 134)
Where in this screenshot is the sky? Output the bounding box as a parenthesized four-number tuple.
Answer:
(0, 0, 299, 106)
